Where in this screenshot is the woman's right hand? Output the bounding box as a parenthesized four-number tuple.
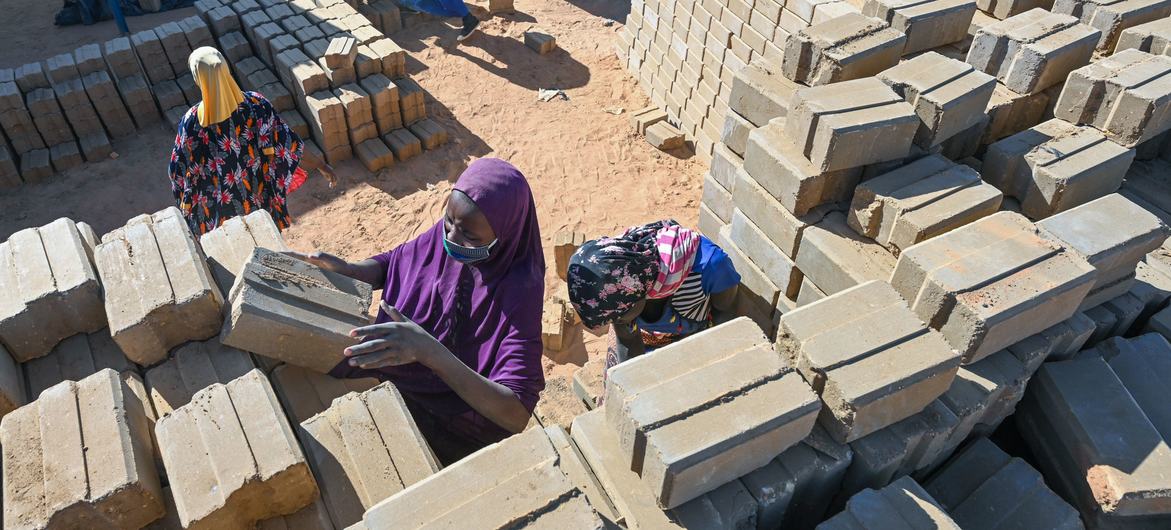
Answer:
(283, 250, 349, 274)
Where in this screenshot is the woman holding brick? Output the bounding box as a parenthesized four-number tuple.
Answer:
(566, 222, 741, 388)
(288, 158, 544, 464)
(167, 47, 334, 236)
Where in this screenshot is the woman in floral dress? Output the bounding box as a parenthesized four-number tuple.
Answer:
(167, 47, 332, 236)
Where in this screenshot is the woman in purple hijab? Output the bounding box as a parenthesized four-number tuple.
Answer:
(290, 158, 545, 464)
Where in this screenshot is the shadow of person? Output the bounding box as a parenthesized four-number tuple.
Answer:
(448, 32, 591, 91)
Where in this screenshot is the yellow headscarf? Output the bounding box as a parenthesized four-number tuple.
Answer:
(189, 47, 245, 127)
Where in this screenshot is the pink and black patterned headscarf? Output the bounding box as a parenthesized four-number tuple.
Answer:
(567, 220, 700, 329)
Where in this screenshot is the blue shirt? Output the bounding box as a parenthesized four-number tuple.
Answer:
(634, 236, 740, 340)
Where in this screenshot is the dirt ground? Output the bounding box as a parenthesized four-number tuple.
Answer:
(0, 0, 705, 426)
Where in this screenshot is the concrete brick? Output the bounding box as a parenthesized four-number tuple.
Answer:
(864, 0, 976, 54)
(571, 409, 758, 529)
(606, 319, 819, 508)
(984, 119, 1136, 219)
(524, 30, 558, 54)
(572, 356, 604, 410)
(156, 369, 317, 528)
(1038, 193, 1168, 297)
(837, 411, 932, 497)
(279, 49, 329, 98)
(925, 438, 1082, 529)
(0, 144, 19, 189)
(778, 280, 960, 442)
(796, 212, 898, 296)
(741, 425, 852, 529)
(45, 53, 80, 85)
(270, 363, 378, 424)
(218, 32, 252, 63)
(1017, 357, 1171, 525)
(82, 71, 135, 139)
(207, 6, 241, 37)
(299, 382, 439, 529)
(103, 36, 141, 79)
(155, 22, 193, 76)
(325, 36, 358, 69)
(1116, 16, 1171, 54)
(545, 425, 623, 524)
(354, 138, 394, 171)
(967, 9, 1100, 95)
(891, 212, 1097, 362)
(718, 229, 783, 326)
(632, 105, 668, 136)
(1055, 0, 1171, 52)
(982, 82, 1051, 145)
(73, 44, 105, 77)
(131, 29, 174, 85)
(721, 111, 752, 156)
(1, 369, 163, 529)
(743, 121, 863, 216)
(383, 128, 422, 161)
(22, 330, 132, 403)
(729, 61, 800, 127)
(396, 77, 426, 125)
(365, 39, 407, 78)
(1055, 49, 1171, 147)
(144, 338, 255, 416)
(14, 62, 49, 93)
(849, 155, 1002, 253)
(0, 218, 105, 362)
(220, 247, 371, 373)
(26, 88, 74, 147)
(18, 149, 51, 183)
(877, 52, 997, 147)
(731, 209, 803, 298)
(95, 208, 223, 365)
(553, 230, 586, 281)
(408, 117, 448, 150)
(785, 78, 920, 172)
(363, 426, 607, 528)
(822, 476, 960, 528)
(732, 167, 825, 258)
(782, 13, 907, 85)
(179, 16, 215, 49)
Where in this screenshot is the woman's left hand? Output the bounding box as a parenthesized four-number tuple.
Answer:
(345, 302, 450, 369)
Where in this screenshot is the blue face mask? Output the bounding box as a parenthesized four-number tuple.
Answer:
(444, 236, 497, 264)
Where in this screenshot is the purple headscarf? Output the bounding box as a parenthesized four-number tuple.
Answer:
(332, 158, 545, 442)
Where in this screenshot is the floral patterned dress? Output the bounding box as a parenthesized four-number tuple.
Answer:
(168, 91, 303, 235)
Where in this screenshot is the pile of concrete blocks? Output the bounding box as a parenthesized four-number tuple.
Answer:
(819, 476, 960, 528)
(156, 369, 319, 528)
(603, 318, 821, 508)
(362, 425, 615, 527)
(1036, 194, 1168, 310)
(0, 218, 106, 363)
(220, 247, 372, 373)
(1, 368, 164, 529)
(968, 10, 1100, 95)
(923, 438, 1082, 527)
(200, 209, 290, 294)
(776, 280, 961, 444)
(1017, 337, 1171, 528)
(95, 207, 223, 365)
(297, 382, 440, 528)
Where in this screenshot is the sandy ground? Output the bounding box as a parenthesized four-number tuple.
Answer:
(0, 0, 706, 428)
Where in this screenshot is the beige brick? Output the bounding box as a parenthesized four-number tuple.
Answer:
(984, 118, 1136, 219)
(407, 117, 448, 150)
(743, 121, 862, 216)
(778, 280, 960, 442)
(22, 330, 132, 403)
(785, 78, 919, 172)
(782, 12, 906, 86)
(0, 218, 105, 362)
(878, 52, 997, 148)
(95, 208, 223, 365)
(200, 210, 290, 295)
(891, 211, 1097, 363)
(270, 363, 379, 424)
(156, 370, 317, 529)
(1116, 16, 1171, 54)
(847, 154, 1003, 253)
(822, 476, 960, 528)
(796, 212, 897, 296)
(362, 427, 607, 528)
(1054, 49, 1171, 147)
(2, 369, 163, 529)
(967, 9, 1100, 95)
(220, 247, 371, 373)
(144, 338, 256, 416)
(1053, 0, 1171, 52)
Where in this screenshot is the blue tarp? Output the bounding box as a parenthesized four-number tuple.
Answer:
(55, 0, 195, 26)
(394, 0, 469, 18)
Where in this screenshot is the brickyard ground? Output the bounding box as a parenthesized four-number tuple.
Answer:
(0, 0, 695, 427)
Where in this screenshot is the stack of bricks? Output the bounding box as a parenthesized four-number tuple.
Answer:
(819, 476, 961, 528)
(191, 0, 444, 167)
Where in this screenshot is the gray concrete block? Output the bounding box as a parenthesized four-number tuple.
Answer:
(967, 9, 1100, 95)
(782, 13, 907, 86)
(1054, 49, 1171, 147)
(729, 61, 800, 127)
(796, 212, 898, 296)
(1054, 0, 1171, 52)
(877, 52, 997, 147)
(1116, 16, 1171, 54)
(744, 121, 863, 216)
